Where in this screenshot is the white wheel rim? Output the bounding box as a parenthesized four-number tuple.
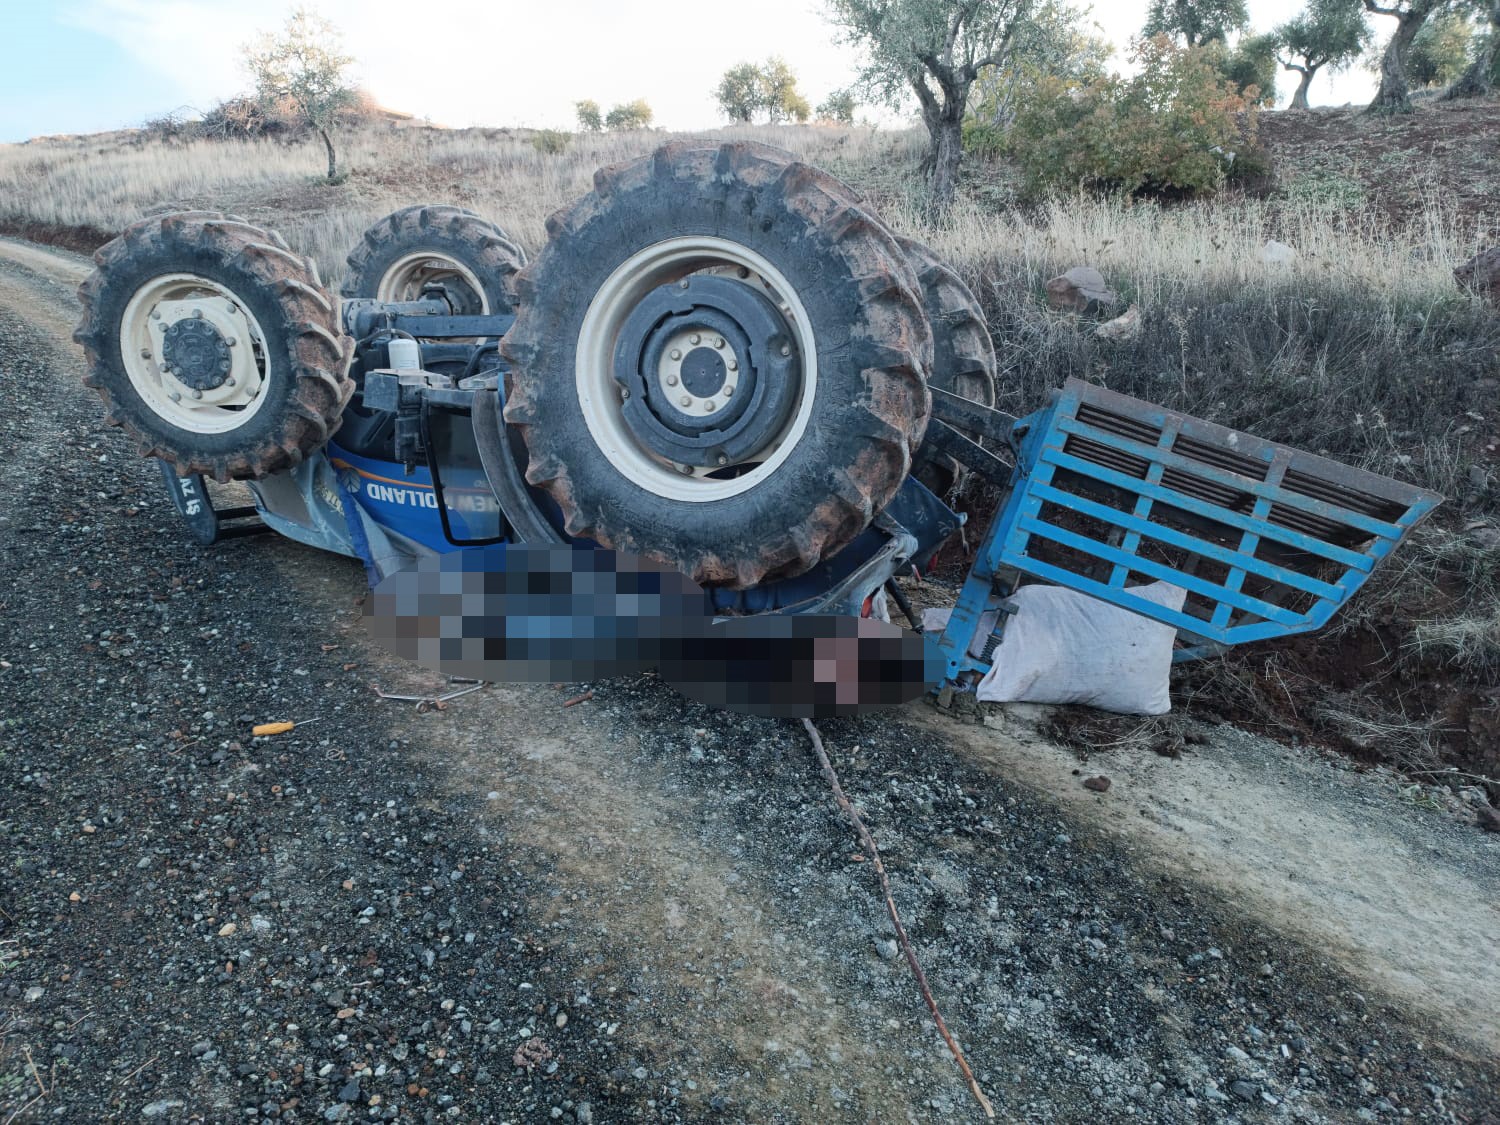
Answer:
(119, 273, 273, 435)
(575, 237, 818, 503)
(377, 252, 489, 312)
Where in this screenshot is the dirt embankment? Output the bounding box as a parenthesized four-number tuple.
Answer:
(0, 239, 1496, 1123)
(1259, 97, 1500, 231)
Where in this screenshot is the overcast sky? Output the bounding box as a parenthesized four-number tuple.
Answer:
(1, 0, 1384, 143)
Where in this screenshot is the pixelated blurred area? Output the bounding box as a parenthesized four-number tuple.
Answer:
(660, 615, 943, 719)
(363, 544, 711, 683)
(364, 546, 940, 717)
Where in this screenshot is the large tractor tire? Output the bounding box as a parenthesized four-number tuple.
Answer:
(341, 204, 526, 318)
(501, 142, 934, 590)
(898, 235, 998, 498)
(74, 211, 353, 482)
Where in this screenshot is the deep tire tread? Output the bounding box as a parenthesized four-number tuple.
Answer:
(341, 204, 526, 314)
(502, 142, 933, 589)
(73, 212, 353, 482)
(897, 235, 999, 496)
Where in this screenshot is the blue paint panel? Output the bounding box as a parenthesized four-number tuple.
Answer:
(932, 379, 1441, 681)
(327, 443, 497, 553)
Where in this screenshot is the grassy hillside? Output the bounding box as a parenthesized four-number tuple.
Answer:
(1, 112, 1496, 789)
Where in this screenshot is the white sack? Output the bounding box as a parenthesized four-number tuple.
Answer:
(922, 582, 1186, 716)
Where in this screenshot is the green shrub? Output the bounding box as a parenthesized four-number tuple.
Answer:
(1280, 168, 1365, 209)
(530, 129, 570, 156)
(961, 120, 1009, 160)
(1009, 35, 1260, 199)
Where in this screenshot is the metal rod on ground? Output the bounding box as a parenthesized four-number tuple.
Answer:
(885, 579, 923, 633)
(799, 717, 996, 1120)
(371, 682, 488, 707)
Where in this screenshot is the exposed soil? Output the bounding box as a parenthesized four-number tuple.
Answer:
(1, 239, 1498, 1124)
(1178, 623, 1500, 801)
(1258, 97, 1500, 232)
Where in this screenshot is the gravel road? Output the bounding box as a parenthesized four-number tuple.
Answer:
(1, 239, 1496, 1124)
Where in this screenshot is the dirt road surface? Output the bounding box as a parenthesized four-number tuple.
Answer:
(1, 237, 1496, 1123)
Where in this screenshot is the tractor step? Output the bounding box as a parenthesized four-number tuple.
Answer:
(157, 460, 271, 546)
(934, 379, 1441, 680)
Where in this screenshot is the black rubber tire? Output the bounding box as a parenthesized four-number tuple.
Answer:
(73, 211, 353, 483)
(341, 204, 526, 316)
(501, 142, 933, 590)
(897, 235, 998, 497)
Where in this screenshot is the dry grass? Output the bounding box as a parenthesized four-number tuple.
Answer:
(0, 124, 924, 280)
(2, 120, 1486, 304)
(919, 192, 1483, 308)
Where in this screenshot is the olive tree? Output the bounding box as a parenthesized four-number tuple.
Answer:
(716, 59, 812, 123)
(1275, 0, 1371, 109)
(716, 63, 764, 122)
(1222, 31, 1282, 105)
(1446, 0, 1500, 97)
(575, 99, 603, 131)
(817, 88, 859, 123)
(761, 58, 812, 122)
(1363, 0, 1445, 112)
(968, 2, 1112, 131)
(246, 7, 356, 181)
(604, 99, 654, 130)
(1408, 9, 1475, 84)
(825, 0, 1041, 218)
(1144, 0, 1250, 46)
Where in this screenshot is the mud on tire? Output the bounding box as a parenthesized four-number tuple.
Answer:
(501, 142, 933, 589)
(74, 211, 352, 482)
(341, 204, 526, 317)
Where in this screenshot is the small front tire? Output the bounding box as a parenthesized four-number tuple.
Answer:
(74, 212, 352, 482)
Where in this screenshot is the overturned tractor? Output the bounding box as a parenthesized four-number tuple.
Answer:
(73, 143, 1438, 709)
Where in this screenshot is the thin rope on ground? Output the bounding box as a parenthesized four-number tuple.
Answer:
(801, 717, 996, 1119)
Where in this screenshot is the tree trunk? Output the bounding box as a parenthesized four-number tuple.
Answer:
(318, 127, 338, 180)
(1290, 66, 1316, 110)
(927, 111, 965, 220)
(1445, 1, 1499, 99)
(1368, 5, 1435, 114)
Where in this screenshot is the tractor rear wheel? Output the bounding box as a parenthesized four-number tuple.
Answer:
(501, 142, 933, 589)
(74, 211, 352, 482)
(898, 235, 998, 497)
(341, 204, 526, 320)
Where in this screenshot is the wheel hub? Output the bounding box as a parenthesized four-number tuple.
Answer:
(614, 275, 800, 468)
(161, 316, 232, 391)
